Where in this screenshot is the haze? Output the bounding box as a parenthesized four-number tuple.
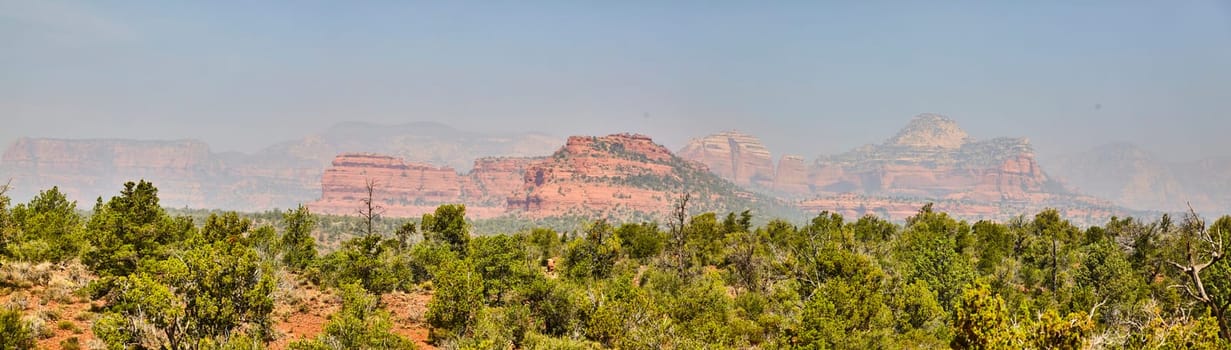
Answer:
(3, 1, 1230, 161)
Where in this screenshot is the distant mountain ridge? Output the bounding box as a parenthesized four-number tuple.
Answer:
(1047, 143, 1231, 215)
(680, 114, 1136, 223)
(0, 122, 559, 211)
(2, 114, 1200, 224)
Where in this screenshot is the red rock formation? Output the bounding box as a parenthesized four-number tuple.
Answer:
(508, 134, 684, 218)
(678, 131, 776, 188)
(307, 153, 538, 219)
(466, 157, 541, 204)
(773, 155, 810, 195)
(793, 114, 1058, 207)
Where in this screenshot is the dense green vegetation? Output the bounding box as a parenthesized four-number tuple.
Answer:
(1, 180, 1230, 349)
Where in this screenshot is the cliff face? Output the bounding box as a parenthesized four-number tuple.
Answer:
(307, 154, 537, 219)
(772, 155, 810, 194)
(677, 131, 776, 189)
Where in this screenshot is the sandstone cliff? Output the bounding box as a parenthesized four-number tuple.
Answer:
(772, 155, 810, 194)
(677, 131, 776, 189)
(306, 154, 538, 219)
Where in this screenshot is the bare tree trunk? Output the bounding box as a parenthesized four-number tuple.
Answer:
(358, 178, 383, 237)
(667, 192, 690, 275)
(1167, 206, 1230, 341)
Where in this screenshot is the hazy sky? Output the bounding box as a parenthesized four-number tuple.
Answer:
(3, 1, 1230, 161)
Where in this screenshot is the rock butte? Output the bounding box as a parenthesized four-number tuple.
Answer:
(508, 134, 687, 218)
(307, 154, 538, 219)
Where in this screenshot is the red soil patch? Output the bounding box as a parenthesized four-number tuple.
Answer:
(383, 291, 436, 350)
(267, 283, 436, 350)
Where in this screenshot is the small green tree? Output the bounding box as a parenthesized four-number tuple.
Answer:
(426, 258, 484, 342)
(197, 212, 250, 243)
(8, 186, 84, 262)
(288, 283, 417, 350)
(561, 220, 621, 280)
(616, 223, 664, 261)
(94, 238, 277, 348)
(394, 221, 416, 253)
(895, 205, 976, 308)
(422, 204, 470, 257)
(797, 252, 893, 349)
(471, 235, 531, 303)
(281, 205, 317, 270)
(526, 228, 560, 264)
(83, 180, 191, 278)
(951, 284, 1022, 349)
(317, 234, 413, 294)
(0, 307, 35, 350)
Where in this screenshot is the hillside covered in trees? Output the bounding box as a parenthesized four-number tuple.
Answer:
(1, 180, 1229, 349)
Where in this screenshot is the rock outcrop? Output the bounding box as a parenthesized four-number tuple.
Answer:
(677, 131, 776, 189)
(772, 155, 810, 194)
(307, 154, 538, 219)
(507, 133, 793, 219)
(885, 113, 971, 149)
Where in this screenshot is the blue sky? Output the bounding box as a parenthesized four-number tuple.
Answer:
(2, 1, 1230, 161)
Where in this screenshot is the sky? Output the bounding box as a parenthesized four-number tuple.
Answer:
(3, 1, 1230, 161)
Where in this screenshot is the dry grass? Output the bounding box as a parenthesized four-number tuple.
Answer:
(0, 261, 54, 288)
(0, 261, 99, 349)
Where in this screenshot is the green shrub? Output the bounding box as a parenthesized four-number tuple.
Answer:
(0, 308, 35, 349)
(60, 337, 82, 350)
